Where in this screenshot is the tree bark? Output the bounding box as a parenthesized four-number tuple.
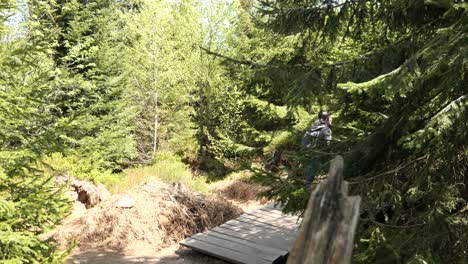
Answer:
(153, 91, 158, 156)
(287, 155, 361, 264)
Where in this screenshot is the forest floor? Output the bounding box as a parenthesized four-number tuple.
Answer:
(65, 245, 228, 264)
(59, 175, 267, 264)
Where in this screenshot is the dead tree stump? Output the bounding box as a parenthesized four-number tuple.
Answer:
(287, 155, 361, 264)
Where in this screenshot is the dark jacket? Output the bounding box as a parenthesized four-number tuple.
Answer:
(302, 120, 332, 149)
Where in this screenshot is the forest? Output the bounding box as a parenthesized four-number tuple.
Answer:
(0, 0, 466, 263)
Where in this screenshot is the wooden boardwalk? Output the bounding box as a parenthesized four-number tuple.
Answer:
(180, 204, 301, 264)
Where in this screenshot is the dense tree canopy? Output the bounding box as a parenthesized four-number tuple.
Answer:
(228, 0, 467, 262)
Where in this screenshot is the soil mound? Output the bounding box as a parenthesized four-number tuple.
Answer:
(211, 180, 270, 212)
(213, 180, 268, 202)
(54, 181, 242, 254)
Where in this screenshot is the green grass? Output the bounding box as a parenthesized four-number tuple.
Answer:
(223, 169, 254, 182)
(111, 152, 210, 194)
(44, 151, 258, 196)
(43, 152, 211, 194)
(43, 152, 119, 187)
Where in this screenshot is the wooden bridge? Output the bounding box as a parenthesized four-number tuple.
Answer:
(181, 203, 299, 264)
(181, 156, 361, 264)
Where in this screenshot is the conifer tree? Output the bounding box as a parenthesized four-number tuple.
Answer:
(193, 0, 289, 169)
(121, 0, 201, 159)
(223, 0, 467, 262)
(1, 2, 71, 262)
(26, 0, 137, 175)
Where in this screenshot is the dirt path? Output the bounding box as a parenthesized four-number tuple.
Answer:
(66, 246, 228, 264)
(64, 202, 263, 264)
(64, 201, 264, 264)
(60, 178, 267, 263)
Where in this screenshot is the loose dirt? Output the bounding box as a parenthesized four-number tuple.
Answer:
(66, 245, 228, 264)
(57, 178, 267, 263)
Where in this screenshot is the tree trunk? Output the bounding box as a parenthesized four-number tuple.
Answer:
(153, 91, 158, 156)
(287, 155, 361, 264)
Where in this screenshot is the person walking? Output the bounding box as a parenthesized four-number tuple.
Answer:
(301, 111, 332, 187)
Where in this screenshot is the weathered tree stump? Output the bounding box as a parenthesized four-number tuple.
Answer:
(287, 155, 361, 264)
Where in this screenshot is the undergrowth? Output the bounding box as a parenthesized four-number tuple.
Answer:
(114, 152, 210, 194)
(44, 152, 211, 194)
(44, 151, 266, 203)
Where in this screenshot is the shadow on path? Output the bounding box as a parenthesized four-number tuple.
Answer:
(66, 247, 228, 264)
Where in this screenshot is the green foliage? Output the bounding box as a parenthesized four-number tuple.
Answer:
(0, 0, 140, 261)
(0, 169, 71, 264)
(243, 97, 294, 131)
(192, 0, 264, 168)
(121, 0, 201, 159)
(28, 0, 138, 173)
(1, 0, 466, 262)
(225, 0, 468, 262)
(117, 152, 210, 194)
(0, 6, 72, 261)
(43, 153, 117, 186)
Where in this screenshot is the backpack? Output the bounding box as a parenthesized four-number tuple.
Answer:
(301, 124, 327, 149)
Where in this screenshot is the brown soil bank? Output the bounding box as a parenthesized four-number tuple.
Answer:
(54, 181, 242, 255)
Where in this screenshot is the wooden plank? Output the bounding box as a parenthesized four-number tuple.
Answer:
(220, 222, 268, 233)
(181, 237, 271, 264)
(241, 213, 299, 228)
(180, 202, 303, 264)
(257, 204, 298, 218)
(250, 207, 292, 218)
(237, 214, 292, 227)
(247, 211, 300, 227)
(220, 223, 298, 250)
(222, 222, 296, 239)
(239, 216, 297, 230)
(264, 203, 283, 210)
(250, 208, 283, 216)
(247, 212, 301, 226)
(212, 226, 295, 252)
(191, 233, 280, 262)
(212, 226, 262, 242)
(255, 206, 283, 215)
(204, 230, 289, 258)
(257, 209, 291, 218)
(221, 221, 298, 240)
(225, 219, 276, 231)
(258, 207, 287, 216)
(225, 218, 290, 234)
(221, 221, 253, 232)
(236, 215, 297, 231)
(251, 208, 300, 222)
